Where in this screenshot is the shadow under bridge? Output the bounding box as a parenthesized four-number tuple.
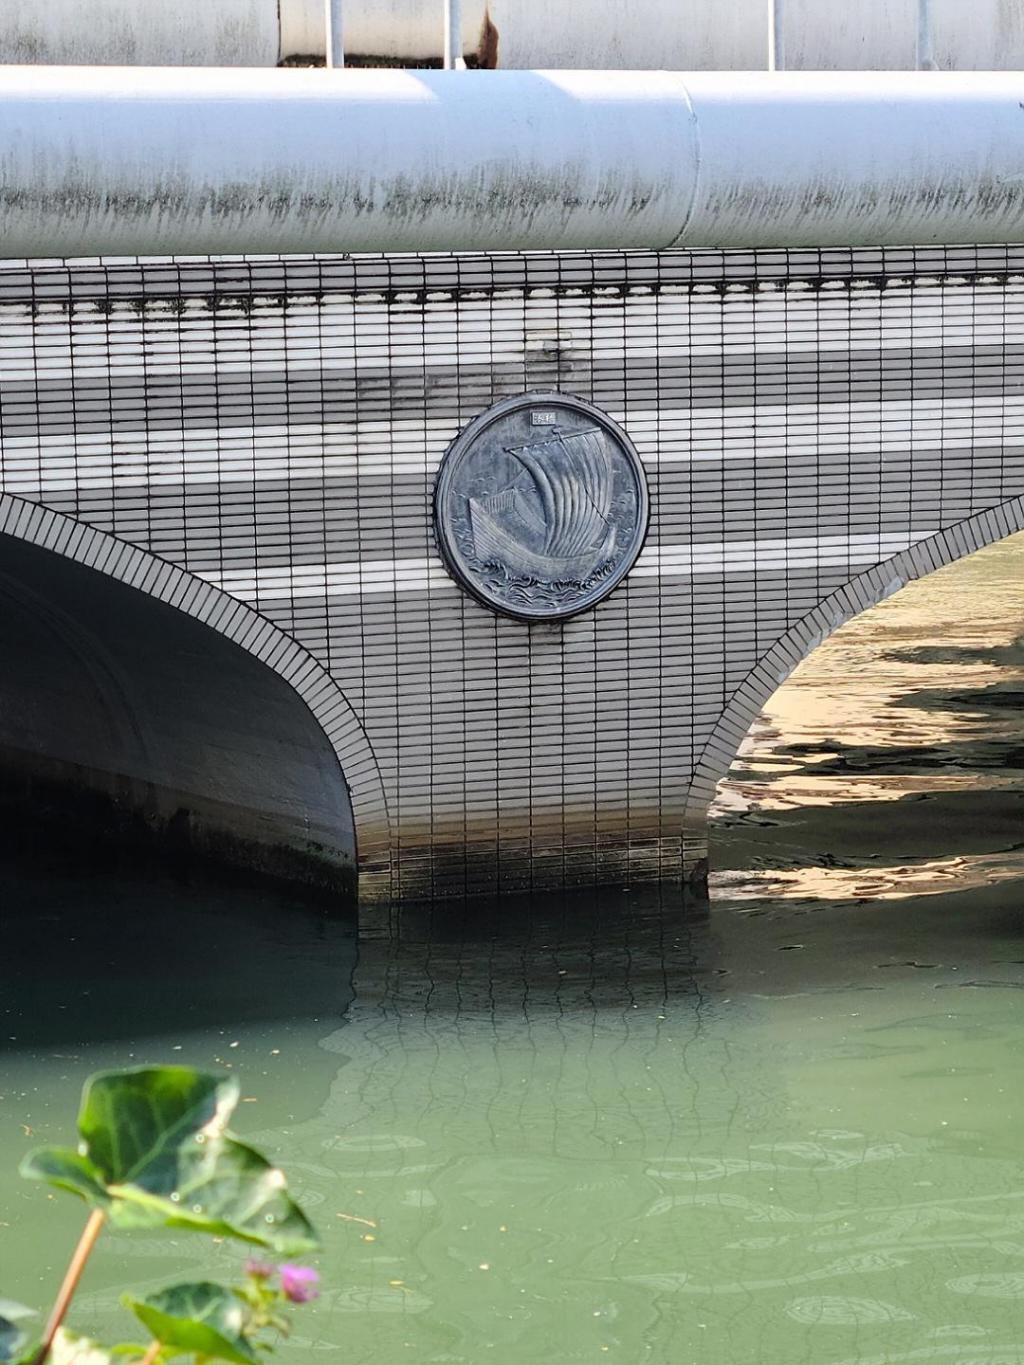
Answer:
(0, 531, 356, 900)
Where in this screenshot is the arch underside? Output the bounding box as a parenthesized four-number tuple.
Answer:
(0, 492, 390, 902)
(682, 494, 1024, 876)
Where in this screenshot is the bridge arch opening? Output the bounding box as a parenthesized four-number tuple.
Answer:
(696, 497, 1024, 898)
(0, 495, 387, 905)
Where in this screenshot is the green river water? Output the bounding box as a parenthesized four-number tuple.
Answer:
(4, 537, 1024, 1364)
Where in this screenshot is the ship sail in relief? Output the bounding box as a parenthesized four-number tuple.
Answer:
(469, 427, 617, 580)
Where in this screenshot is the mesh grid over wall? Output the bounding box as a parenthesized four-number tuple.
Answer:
(0, 246, 1022, 903)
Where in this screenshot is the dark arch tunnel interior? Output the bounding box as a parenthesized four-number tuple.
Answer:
(0, 532, 356, 904)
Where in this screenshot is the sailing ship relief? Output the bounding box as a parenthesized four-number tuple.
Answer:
(434, 392, 649, 622)
(468, 426, 617, 582)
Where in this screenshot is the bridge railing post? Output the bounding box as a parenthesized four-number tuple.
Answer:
(768, 0, 785, 71)
(326, 0, 344, 67)
(917, 0, 935, 69)
(444, 0, 463, 69)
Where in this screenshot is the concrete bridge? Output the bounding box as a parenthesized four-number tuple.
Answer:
(2, 240, 1022, 904)
(1, 68, 1024, 905)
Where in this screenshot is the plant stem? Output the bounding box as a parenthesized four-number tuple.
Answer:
(34, 1207, 106, 1365)
(139, 1343, 161, 1365)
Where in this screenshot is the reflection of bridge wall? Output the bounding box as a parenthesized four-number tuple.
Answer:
(2, 245, 1023, 902)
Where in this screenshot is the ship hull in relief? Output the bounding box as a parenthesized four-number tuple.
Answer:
(434, 392, 649, 622)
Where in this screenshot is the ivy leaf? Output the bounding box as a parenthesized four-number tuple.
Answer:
(18, 1148, 109, 1208)
(0, 1299, 34, 1364)
(112, 1137, 318, 1254)
(19, 1067, 316, 1252)
(21, 1067, 237, 1205)
(125, 1283, 257, 1365)
(77, 1067, 238, 1188)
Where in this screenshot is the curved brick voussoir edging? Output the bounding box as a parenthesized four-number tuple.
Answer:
(0, 492, 393, 902)
(682, 497, 1024, 874)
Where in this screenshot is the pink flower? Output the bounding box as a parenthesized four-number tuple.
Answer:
(245, 1258, 274, 1280)
(280, 1264, 320, 1303)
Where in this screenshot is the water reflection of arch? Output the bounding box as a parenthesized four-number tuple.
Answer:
(322, 892, 737, 1149)
(301, 893, 791, 1358)
(0, 490, 390, 897)
(684, 496, 1024, 861)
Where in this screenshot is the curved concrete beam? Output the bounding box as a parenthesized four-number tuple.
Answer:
(0, 67, 700, 256)
(681, 72, 1024, 247)
(2, 68, 1024, 257)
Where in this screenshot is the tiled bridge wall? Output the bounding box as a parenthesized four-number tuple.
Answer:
(1, 246, 1021, 904)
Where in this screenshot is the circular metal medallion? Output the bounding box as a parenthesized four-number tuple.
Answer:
(434, 392, 649, 622)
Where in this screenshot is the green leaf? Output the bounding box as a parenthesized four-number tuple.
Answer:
(78, 1068, 238, 1189)
(49, 1328, 113, 1365)
(112, 1137, 318, 1254)
(18, 1148, 110, 1207)
(0, 1309, 31, 1364)
(19, 1067, 317, 1252)
(125, 1283, 257, 1365)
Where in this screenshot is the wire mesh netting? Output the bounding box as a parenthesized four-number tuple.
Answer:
(0, 245, 1021, 901)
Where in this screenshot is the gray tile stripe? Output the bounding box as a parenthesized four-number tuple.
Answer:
(28, 442, 1014, 504)
(201, 529, 934, 606)
(1, 343, 1021, 440)
(17, 441, 1018, 565)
